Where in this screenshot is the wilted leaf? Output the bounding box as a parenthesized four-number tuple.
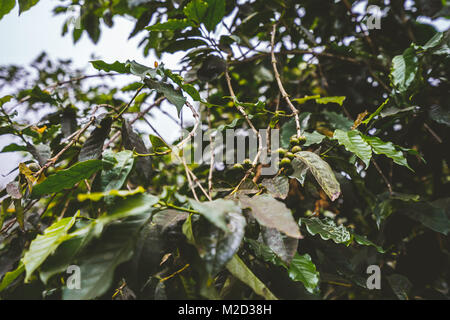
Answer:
(239, 194, 301, 239)
(6, 181, 22, 199)
(261, 227, 299, 264)
(189, 198, 240, 232)
(261, 175, 289, 199)
(294, 151, 341, 201)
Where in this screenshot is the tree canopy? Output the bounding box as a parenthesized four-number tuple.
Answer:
(0, 0, 449, 300)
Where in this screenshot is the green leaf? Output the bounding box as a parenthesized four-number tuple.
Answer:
(40, 194, 158, 284)
(184, 0, 208, 23)
(333, 129, 372, 168)
(288, 253, 320, 294)
(163, 68, 201, 101)
(126, 60, 160, 79)
(18, 0, 39, 15)
(315, 96, 346, 106)
(146, 19, 193, 31)
(1, 143, 28, 153)
(303, 131, 326, 147)
(31, 160, 103, 197)
(362, 135, 412, 170)
(0, 0, 15, 21)
(260, 175, 289, 200)
(79, 116, 112, 162)
(0, 263, 24, 292)
(226, 255, 278, 300)
(99, 150, 135, 196)
(390, 47, 419, 93)
(149, 134, 170, 153)
(323, 111, 353, 130)
(239, 194, 302, 239)
(90, 60, 130, 74)
(144, 78, 186, 115)
(203, 0, 226, 31)
(300, 217, 351, 244)
(294, 151, 341, 201)
(62, 213, 152, 300)
(352, 234, 385, 253)
(188, 199, 240, 232)
(23, 213, 79, 282)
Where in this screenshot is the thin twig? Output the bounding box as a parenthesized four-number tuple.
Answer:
(372, 158, 393, 195)
(270, 23, 301, 138)
(34, 115, 97, 178)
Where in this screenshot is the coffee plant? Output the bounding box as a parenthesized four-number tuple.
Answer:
(0, 0, 449, 300)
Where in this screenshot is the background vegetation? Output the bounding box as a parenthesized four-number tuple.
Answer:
(0, 0, 449, 300)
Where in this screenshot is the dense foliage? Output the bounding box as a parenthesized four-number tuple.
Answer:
(0, 0, 449, 300)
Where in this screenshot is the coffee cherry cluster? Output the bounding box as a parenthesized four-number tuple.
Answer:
(276, 135, 307, 172)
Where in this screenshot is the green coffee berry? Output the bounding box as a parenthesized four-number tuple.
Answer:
(280, 157, 292, 167)
(291, 146, 302, 153)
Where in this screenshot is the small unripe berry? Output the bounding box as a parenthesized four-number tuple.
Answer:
(242, 158, 252, 169)
(280, 157, 292, 167)
(298, 136, 307, 145)
(286, 152, 295, 159)
(291, 146, 302, 153)
(275, 148, 287, 158)
(289, 136, 300, 146)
